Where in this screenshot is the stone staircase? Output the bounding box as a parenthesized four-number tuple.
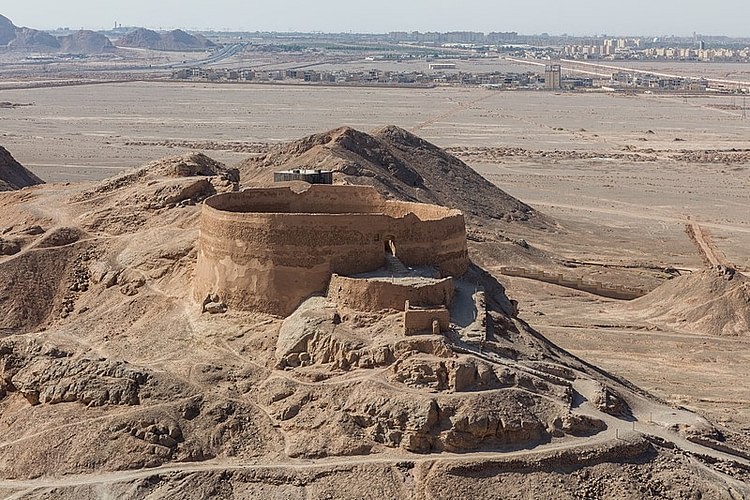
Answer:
(385, 254, 409, 275)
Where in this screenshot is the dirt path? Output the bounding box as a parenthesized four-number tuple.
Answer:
(410, 91, 495, 132)
(522, 199, 750, 235)
(686, 219, 731, 268)
(1, 413, 748, 497)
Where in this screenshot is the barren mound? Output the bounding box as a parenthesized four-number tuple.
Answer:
(240, 126, 549, 226)
(115, 28, 160, 49)
(160, 29, 215, 50)
(8, 27, 59, 51)
(628, 267, 750, 336)
(116, 28, 215, 51)
(70, 151, 239, 234)
(0, 14, 15, 45)
(59, 30, 114, 54)
(0, 15, 111, 54)
(0, 146, 44, 191)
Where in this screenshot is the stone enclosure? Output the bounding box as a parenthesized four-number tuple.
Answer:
(194, 184, 469, 317)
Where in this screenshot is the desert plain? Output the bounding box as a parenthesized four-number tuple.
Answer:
(3, 82, 749, 417)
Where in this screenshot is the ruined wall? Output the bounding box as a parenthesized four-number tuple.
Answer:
(327, 274, 454, 312)
(194, 185, 469, 316)
(404, 307, 451, 336)
(499, 267, 648, 300)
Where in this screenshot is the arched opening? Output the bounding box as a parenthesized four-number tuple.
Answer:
(384, 237, 396, 257)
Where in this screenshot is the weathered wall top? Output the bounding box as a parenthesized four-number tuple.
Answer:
(203, 183, 463, 220)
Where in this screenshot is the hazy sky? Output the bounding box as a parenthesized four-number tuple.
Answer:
(2, 0, 748, 36)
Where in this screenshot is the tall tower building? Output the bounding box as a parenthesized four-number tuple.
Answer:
(545, 65, 562, 89)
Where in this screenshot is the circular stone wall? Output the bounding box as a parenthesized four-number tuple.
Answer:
(193, 184, 468, 316)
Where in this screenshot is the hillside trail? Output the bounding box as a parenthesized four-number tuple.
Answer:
(1, 393, 748, 497)
(686, 218, 732, 268)
(2, 335, 748, 497)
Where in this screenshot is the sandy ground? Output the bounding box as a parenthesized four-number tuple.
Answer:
(471, 155, 750, 436)
(1, 80, 749, 442)
(2, 81, 750, 181)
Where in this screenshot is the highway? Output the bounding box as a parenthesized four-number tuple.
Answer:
(505, 56, 750, 91)
(153, 42, 248, 69)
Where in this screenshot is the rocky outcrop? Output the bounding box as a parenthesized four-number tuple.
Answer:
(0, 145, 44, 191)
(14, 357, 149, 406)
(8, 27, 60, 51)
(72, 152, 238, 202)
(70, 152, 239, 235)
(59, 30, 114, 54)
(240, 126, 552, 226)
(0, 339, 148, 406)
(0, 238, 20, 256)
(259, 374, 604, 457)
(0, 14, 15, 45)
(36, 226, 84, 248)
(116, 28, 215, 51)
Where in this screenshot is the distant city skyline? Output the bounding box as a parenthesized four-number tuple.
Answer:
(3, 0, 749, 37)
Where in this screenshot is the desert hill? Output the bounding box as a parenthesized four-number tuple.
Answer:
(59, 30, 114, 54)
(0, 14, 15, 45)
(116, 28, 216, 51)
(0, 146, 43, 192)
(0, 14, 114, 53)
(0, 141, 747, 496)
(240, 125, 550, 227)
(627, 266, 750, 337)
(8, 26, 59, 51)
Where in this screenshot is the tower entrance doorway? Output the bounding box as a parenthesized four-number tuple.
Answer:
(384, 237, 396, 256)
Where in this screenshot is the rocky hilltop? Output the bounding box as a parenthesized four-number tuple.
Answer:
(0, 13, 212, 54)
(116, 28, 216, 51)
(241, 125, 549, 226)
(0, 134, 748, 497)
(58, 30, 115, 54)
(0, 146, 43, 192)
(0, 14, 114, 53)
(7, 26, 59, 51)
(0, 14, 15, 45)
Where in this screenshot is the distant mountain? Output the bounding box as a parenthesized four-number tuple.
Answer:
(0, 146, 44, 191)
(59, 30, 114, 54)
(116, 28, 215, 51)
(116, 27, 160, 49)
(0, 14, 117, 54)
(160, 29, 215, 50)
(0, 14, 15, 45)
(0, 15, 215, 53)
(7, 27, 60, 51)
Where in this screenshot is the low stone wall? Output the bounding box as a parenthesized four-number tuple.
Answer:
(327, 274, 454, 312)
(499, 267, 648, 300)
(404, 307, 451, 336)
